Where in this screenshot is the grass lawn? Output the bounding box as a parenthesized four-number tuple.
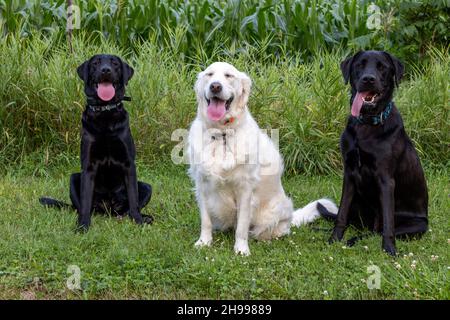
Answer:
(0, 162, 448, 299)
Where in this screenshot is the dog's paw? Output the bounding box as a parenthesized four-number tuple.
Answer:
(195, 237, 212, 248)
(328, 235, 339, 244)
(383, 242, 397, 257)
(346, 236, 358, 247)
(75, 223, 90, 233)
(234, 240, 251, 256)
(328, 228, 344, 244)
(142, 214, 154, 225)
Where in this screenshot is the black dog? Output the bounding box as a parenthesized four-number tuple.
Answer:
(318, 51, 428, 256)
(40, 54, 153, 230)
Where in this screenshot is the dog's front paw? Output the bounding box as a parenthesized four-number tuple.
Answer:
(195, 237, 212, 248)
(382, 241, 397, 257)
(76, 223, 90, 233)
(234, 240, 250, 256)
(76, 217, 91, 233)
(328, 227, 344, 244)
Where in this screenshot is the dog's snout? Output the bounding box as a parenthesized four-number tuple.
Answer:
(209, 82, 222, 94)
(361, 74, 376, 84)
(101, 66, 112, 75)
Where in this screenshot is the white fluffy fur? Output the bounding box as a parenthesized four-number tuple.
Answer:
(188, 62, 337, 255)
(291, 198, 338, 227)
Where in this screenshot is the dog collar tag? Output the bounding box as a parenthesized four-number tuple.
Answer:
(88, 102, 121, 112)
(356, 102, 393, 125)
(223, 117, 235, 125)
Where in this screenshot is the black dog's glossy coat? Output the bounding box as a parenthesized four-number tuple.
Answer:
(320, 51, 428, 256)
(40, 54, 152, 230)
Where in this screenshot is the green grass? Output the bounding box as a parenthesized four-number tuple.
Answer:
(0, 162, 448, 299)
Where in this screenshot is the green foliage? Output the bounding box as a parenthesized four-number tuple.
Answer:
(0, 35, 448, 175)
(0, 0, 448, 63)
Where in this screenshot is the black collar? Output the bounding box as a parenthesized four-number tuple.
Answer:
(87, 96, 131, 112)
(355, 101, 393, 125)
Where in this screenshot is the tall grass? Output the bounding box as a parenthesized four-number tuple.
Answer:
(0, 34, 448, 175)
(0, 0, 448, 63)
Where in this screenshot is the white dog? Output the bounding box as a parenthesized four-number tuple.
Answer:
(187, 62, 337, 255)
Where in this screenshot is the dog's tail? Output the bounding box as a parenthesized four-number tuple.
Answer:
(39, 197, 73, 210)
(292, 198, 338, 227)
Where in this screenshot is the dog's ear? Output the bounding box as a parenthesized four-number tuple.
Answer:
(122, 60, 134, 84)
(340, 51, 361, 84)
(238, 71, 252, 108)
(382, 52, 404, 87)
(77, 60, 89, 82)
(194, 70, 206, 100)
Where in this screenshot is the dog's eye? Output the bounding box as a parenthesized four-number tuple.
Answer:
(377, 62, 385, 70)
(112, 60, 119, 66)
(225, 73, 234, 78)
(206, 72, 213, 77)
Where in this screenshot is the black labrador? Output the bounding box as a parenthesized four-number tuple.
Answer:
(40, 54, 153, 231)
(318, 51, 428, 256)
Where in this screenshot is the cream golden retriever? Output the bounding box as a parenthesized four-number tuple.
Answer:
(187, 62, 337, 255)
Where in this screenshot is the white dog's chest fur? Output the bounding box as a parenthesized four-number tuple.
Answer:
(199, 128, 258, 180)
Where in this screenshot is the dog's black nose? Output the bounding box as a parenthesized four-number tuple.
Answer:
(362, 75, 376, 84)
(210, 82, 222, 94)
(101, 66, 112, 75)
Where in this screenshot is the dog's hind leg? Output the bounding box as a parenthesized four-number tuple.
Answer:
(69, 173, 82, 213)
(138, 182, 152, 210)
(394, 212, 428, 240)
(138, 181, 153, 224)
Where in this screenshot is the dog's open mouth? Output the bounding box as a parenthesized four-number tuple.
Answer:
(361, 92, 379, 104)
(96, 82, 116, 101)
(206, 96, 233, 122)
(352, 91, 380, 117)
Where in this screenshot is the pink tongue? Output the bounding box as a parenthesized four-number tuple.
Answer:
(207, 99, 226, 121)
(97, 83, 115, 101)
(351, 92, 370, 117)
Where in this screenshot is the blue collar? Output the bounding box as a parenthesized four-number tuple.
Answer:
(355, 101, 393, 125)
